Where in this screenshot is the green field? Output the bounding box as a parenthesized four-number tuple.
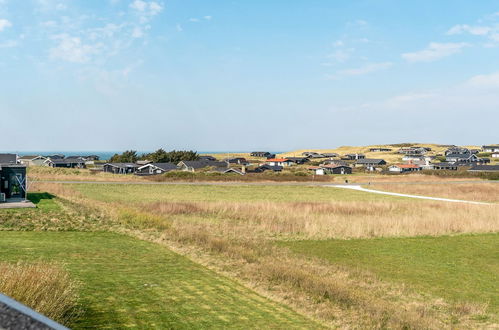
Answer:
(73, 183, 402, 203)
(0, 231, 318, 329)
(280, 234, 499, 313)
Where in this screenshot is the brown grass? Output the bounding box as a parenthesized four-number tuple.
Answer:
(141, 199, 499, 240)
(375, 182, 499, 203)
(0, 261, 80, 324)
(34, 182, 497, 329)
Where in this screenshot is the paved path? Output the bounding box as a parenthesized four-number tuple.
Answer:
(328, 185, 492, 205)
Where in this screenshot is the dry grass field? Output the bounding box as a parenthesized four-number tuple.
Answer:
(26, 182, 499, 329)
(374, 182, 499, 203)
(0, 262, 80, 324)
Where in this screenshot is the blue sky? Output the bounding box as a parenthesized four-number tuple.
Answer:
(1, 0, 498, 151)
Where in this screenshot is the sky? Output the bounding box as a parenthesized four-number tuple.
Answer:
(1, 0, 498, 152)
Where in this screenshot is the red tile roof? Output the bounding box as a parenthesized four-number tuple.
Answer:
(266, 158, 289, 162)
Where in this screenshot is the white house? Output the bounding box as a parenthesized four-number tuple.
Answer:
(492, 152, 499, 158)
(482, 145, 499, 153)
(18, 155, 49, 167)
(388, 164, 421, 173)
(308, 166, 325, 175)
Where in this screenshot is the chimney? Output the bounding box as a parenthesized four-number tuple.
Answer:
(242, 165, 246, 174)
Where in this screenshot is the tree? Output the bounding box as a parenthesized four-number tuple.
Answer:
(109, 150, 139, 163)
(141, 149, 199, 163)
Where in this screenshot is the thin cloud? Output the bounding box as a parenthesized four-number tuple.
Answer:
(339, 62, 392, 76)
(402, 42, 469, 62)
(49, 34, 103, 63)
(326, 62, 392, 79)
(0, 18, 12, 32)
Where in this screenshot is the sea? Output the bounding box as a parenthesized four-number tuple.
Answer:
(5, 151, 284, 161)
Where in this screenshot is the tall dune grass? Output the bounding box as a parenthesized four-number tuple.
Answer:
(143, 199, 499, 240)
(0, 262, 80, 325)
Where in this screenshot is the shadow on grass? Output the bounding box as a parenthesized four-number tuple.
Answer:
(27, 192, 55, 205)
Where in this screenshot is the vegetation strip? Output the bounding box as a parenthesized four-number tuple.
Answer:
(329, 185, 492, 205)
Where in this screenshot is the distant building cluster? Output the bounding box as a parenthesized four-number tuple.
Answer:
(0, 144, 498, 200)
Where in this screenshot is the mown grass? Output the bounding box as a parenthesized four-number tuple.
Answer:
(280, 234, 499, 314)
(0, 231, 319, 329)
(0, 193, 104, 231)
(73, 183, 402, 203)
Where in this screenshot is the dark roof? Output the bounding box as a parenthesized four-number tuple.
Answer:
(104, 162, 139, 168)
(50, 159, 85, 164)
(199, 155, 217, 161)
(356, 158, 385, 164)
(259, 164, 283, 171)
(286, 157, 309, 162)
(446, 153, 473, 159)
(179, 160, 227, 169)
(148, 163, 178, 171)
(482, 145, 499, 149)
(222, 168, 245, 175)
(322, 153, 339, 157)
(323, 160, 348, 166)
(468, 165, 499, 172)
(0, 154, 17, 164)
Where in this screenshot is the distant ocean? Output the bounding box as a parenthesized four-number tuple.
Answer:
(5, 151, 284, 161)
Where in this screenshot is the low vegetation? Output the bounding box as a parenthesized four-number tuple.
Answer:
(25, 182, 498, 328)
(280, 234, 499, 314)
(0, 261, 80, 325)
(374, 182, 499, 203)
(0, 232, 316, 329)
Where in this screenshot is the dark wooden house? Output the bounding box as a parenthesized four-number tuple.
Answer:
(0, 154, 27, 201)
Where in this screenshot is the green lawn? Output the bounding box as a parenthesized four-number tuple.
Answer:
(280, 234, 499, 313)
(0, 231, 319, 329)
(0, 193, 101, 231)
(73, 183, 402, 203)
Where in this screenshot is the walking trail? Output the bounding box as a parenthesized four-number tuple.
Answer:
(328, 185, 492, 205)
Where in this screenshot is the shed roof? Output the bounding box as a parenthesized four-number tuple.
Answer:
(356, 158, 385, 164)
(0, 154, 17, 164)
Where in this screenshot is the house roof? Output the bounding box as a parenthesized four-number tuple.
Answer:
(104, 162, 139, 168)
(223, 168, 245, 175)
(259, 165, 283, 171)
(50, 159, 85, 164)
(446, 153, 474, 159)
(482, 145, 499, 149)
(179, 160, 227, 169)
(286, 157, 308, 162)
(356, 158, 385, 164)
(468, 165, 499, 172)
(139, 163, 177, 171)
(0, 154, 17, 164)
(322, 164, 351, 169)
(266, 158, 289, 162)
